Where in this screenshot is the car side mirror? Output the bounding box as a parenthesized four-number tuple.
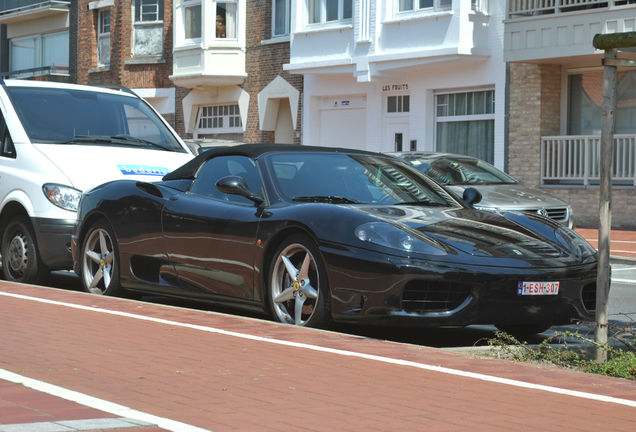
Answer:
(216, 176, 264, 205)
(462, 187, 482, 207)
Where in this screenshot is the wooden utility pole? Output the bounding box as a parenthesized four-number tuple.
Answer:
(591, 32, 636, 362)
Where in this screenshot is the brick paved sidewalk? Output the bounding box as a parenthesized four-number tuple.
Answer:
(1, 282, 635, 432)
(576, 228, 636, 261)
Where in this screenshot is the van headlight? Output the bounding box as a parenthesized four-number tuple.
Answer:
(42, 184, 82, 212)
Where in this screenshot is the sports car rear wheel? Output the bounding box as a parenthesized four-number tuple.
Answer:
(80, 220, 121, 296)
(268, 234, 329, 327)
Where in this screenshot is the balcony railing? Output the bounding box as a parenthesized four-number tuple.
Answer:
(541, 135, 636, 186)
(0, 0, 69, 15)
(508, 0, 634, 18)
(0, 64, 69, 79)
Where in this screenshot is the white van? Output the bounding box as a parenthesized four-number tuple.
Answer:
(0, 79, 194, 284)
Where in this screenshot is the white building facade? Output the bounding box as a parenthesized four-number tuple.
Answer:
(285, 0, 506, 168)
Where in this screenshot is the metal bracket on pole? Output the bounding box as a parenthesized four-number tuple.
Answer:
(602, 58, 636, 67)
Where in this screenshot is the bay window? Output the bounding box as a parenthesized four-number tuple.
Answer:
(308, 0, 352, 24)
(215, 1, 237, 39)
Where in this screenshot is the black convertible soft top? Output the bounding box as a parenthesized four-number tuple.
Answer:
(163, 143, 383, 181)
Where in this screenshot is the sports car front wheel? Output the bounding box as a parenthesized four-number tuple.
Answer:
(80, 220, 121, 296)
(268, 234, 330, 327)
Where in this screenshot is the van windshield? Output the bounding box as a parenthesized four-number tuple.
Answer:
(6, 86, 185, 152)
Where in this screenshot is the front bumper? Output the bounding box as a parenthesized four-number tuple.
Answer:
(32, 217, 76, 270)
(324, 245, 597, 328)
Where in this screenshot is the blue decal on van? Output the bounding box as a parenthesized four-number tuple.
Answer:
(118, 165, 169, 176)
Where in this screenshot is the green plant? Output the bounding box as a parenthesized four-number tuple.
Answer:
(485, 329, 635, 379)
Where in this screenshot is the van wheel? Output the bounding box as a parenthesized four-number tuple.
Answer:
(1, 216, 48, 284)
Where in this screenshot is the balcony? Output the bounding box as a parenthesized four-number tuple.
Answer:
(0, 0, 69, 23)
(541, 135, 636, 186)
(504, 0, 636, 63)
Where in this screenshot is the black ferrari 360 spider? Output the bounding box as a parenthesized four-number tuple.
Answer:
(72, 144, 598, 335)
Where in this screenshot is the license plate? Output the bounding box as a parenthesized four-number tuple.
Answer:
(517, 281, 559, 295)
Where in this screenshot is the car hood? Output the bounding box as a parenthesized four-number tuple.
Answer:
(354, 205, 593, 265)
(34, 144, 193, 192)
(445, 184, 568, 209)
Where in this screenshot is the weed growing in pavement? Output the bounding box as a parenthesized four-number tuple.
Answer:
(485, 325, 636, 379)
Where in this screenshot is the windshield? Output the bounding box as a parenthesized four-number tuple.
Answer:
(406, 156, 519, 186)
(266, 152, 459, 206)
(6, 86, 185, 152)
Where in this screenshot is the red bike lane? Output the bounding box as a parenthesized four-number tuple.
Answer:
(1, 281, 635, 432)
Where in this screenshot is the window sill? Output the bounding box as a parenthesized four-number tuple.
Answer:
(383, 10, 453, 26)
(261, 35, 290, 45)
(126, 56, 166, 65)
(89, 66, 110, 74)
(295, 23, 353, 36)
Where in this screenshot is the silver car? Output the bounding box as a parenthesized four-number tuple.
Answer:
(390, 152, 573, 228)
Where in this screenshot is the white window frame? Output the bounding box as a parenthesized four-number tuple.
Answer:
(195, 104, 243, 137)
(97, 9, 111, 67)
(183, 0, 202, 42)
(434, 88, 496, 161)
(386, 94, 410, 114)
(308, 0, 352, 25)
(134, 0, 162, 23)
(396, 0, 451, 14)
(272, 0, 290, 37)
(215, 1, 238, 40)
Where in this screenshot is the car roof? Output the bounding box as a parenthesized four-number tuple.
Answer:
(2, 78, 137, 98)
(163, 143, 386, 181)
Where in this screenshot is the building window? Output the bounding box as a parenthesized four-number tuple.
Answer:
(215, 1, 237, 39)
(273, 0, 290, 37)
(196, 105, 242, 133)
(387, 95, 410, 113)
(568, 70, 636, 135)
(135, 0, 161, 21)
(9, 32, 69, 76)
(308, 0, 352, 24)
(435, 89, 495, 163)
(132, 0, 164, 57)
(184, 0, 202, 40)
(397, 0, 451, 13)
(98, 10, 111, 67)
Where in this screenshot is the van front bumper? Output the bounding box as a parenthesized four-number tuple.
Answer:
(32, 217, 75, 270)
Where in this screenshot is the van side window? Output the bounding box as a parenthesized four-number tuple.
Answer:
(0, 110, 15, 159)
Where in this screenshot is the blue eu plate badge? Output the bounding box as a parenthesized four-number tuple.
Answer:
(118, 165, 170, 176)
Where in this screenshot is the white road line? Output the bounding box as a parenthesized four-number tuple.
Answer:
(0, 369, 211, 432)
(612, 278, 636, 284)
(1, 291, 635, 409)
(611, 266, 636, 272)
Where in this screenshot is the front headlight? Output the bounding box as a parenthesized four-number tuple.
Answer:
(354, 222, 446, 255)
(555, 227, 597, 258)
(42, 183, 82, 212)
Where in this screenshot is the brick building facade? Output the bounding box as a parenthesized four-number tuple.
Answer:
(172, 0, 302, 147)
(508, 62, 636, 229)
(77, 0, 177, 127)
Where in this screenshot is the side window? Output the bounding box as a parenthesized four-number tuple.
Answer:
(190, 155, 262, 204)
(0, 111, 16, 159)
